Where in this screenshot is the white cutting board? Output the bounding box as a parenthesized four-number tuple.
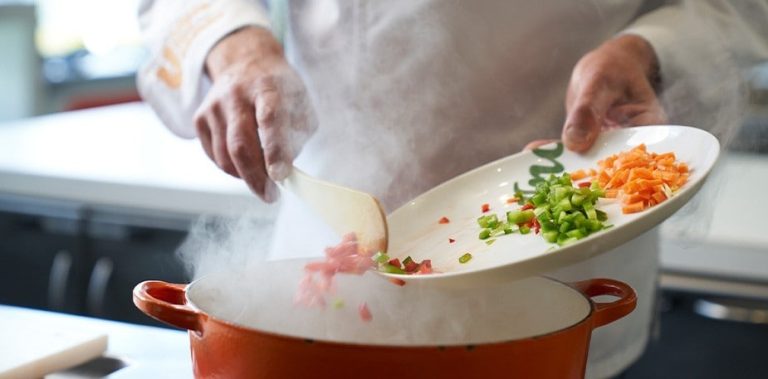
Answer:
(0, 310, 107, 379)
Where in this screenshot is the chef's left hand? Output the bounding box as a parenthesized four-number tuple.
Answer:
(527, 35, 667, 152)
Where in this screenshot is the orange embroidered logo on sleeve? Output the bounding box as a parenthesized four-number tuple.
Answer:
(156, 3, 222, 89)
(157, 47, 182, 88)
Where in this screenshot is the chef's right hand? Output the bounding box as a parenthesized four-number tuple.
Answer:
(195, 26, 317, 202)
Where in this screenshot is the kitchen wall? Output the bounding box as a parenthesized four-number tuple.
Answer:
(0, 3, 41, 120)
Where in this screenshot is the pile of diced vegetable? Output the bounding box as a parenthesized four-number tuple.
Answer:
(378, 145, 688, 270)
(478, 172, 608, 246)
(371, 251, 433, 275)
(573, 144, 689, 214)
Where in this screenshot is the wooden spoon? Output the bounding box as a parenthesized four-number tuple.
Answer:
(280, 167, 388, 254)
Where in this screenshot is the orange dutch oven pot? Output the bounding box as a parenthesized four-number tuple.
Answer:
(134, 269, 635, 379)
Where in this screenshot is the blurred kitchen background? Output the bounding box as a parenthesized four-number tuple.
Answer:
(1, 1, 768, 377)
(1, 0, 143, 120)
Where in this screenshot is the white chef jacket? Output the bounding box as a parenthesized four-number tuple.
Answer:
(137, 1, 768, 378)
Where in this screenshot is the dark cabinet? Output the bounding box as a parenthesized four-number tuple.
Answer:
(0, 213, 78, 310)
(0, 204, 190, 329)
(88, 229, 188, 325)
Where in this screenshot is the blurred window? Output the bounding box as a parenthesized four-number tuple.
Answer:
(35, 0, 146, 82)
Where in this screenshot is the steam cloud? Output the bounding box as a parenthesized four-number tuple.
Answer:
(658, 2, 756, 238)
(172, 0, 759, 345)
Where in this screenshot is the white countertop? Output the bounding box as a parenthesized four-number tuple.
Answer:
(1, 104, 767, 283)
(0, 102, 274, 219)
(0, 305, 191, 378)
(659, 152, 768, 283)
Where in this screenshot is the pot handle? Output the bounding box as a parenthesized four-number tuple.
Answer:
(572, 278, 637, 330)
(133, 281, 203, 332)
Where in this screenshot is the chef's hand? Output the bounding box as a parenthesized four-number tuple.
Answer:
(529, 35, 667, 153)
(195, 26, 317, 202)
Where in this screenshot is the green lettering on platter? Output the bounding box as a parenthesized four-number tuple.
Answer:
(513, 142, 565, 195)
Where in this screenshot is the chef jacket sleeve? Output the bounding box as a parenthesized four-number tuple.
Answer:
(622, 1, 768, 134)
(136, 0, 271, 138)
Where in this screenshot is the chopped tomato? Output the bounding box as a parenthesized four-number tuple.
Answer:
(449, 238, 456, 244)
(417, 260, 433, 275)
(403, 260, 419, 272)
(521, 203, 535, 211)
(389, 278, 406, 286)
(532, 218, 541, 234)
(578, 181, 591, 188)
(438, 216, 450, 224)
(296, 234, 374, 308)
(388, 258, 402, 269)
(481, 203, 490, 213)
(359, 302, 373, 322)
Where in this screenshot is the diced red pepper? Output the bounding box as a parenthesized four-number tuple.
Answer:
(449, 238, 456, 244)
(481, 203, 490, 213)
(359, 302, 373, 322)
(404, 261, 419, 272)
(438, 216, 450, 224)
(521, 203, 535, 211)
(532, 218, 541, 234)
(388, 258, 402, 269)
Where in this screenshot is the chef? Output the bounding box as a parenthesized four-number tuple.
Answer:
(137, 1, 768, 377)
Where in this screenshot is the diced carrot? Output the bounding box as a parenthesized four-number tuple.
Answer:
(619, 159, 647, 170)
(654, 152, 676, 161)
(606, 169, 629, 189)
(623, 181, 642, 194)
(571, 169, 587, 181)
(645, 179, 664, 188)
(601, 156, 616, 169)
(622, 202, 646, 214)
(660, 171, 680, 182)
(586, 144, 688, 214)
(656, 157, 675, 167)
(626, 193, 650, 204)
(604, 189, 619, 198)
(598, 171, 611, 186)
(628, 168, 654, 181)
